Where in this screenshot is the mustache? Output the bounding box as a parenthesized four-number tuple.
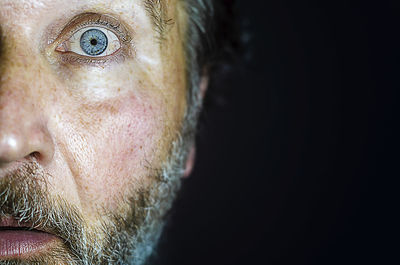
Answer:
(0, 161, 157, 264)
(0, 161, 88, 262)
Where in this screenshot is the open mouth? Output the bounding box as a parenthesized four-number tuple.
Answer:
(0, 218, 60, 258)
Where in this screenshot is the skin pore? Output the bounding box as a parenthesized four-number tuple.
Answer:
(0, 0, 193, 264)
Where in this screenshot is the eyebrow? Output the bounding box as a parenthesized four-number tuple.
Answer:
(143, 0, 173, 40)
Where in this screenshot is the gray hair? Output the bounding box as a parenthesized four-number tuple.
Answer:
(180, 0, 215, 155)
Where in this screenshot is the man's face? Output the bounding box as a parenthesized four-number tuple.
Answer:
(0, 0, 190, 264)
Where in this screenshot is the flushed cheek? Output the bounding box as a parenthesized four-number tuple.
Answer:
(60, 92, 169, 214)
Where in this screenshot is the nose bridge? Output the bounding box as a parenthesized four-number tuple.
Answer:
(0, 38, 43, 119)
(0, 34, 54, 166)
(0, 29, 40, 79)
(0, 57, 43, 105)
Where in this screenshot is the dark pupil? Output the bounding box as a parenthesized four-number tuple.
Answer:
(90, 39, 98, 46)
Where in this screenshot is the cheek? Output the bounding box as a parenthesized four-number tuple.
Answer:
(98, 97, 166, 177)
(59, 92, 169, 213)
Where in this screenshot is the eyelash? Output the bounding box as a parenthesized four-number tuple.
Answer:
(55, 13, 133, 66)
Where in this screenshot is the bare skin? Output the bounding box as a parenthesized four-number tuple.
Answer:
(0, 0, 190, 263)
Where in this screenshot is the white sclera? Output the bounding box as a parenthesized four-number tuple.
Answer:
(68, 27, 121, 57)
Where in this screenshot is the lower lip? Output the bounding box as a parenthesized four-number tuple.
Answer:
(0, 230, 58, 258)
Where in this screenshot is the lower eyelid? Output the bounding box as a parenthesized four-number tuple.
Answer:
(55, 33, 134, 67)
(57, 48, 129, 67)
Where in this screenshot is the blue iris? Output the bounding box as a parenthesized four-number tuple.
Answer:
(80, 29, 108, 56)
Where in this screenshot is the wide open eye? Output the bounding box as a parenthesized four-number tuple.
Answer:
(57, 27, 121, 57)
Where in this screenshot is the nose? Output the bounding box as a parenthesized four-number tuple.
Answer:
(0, 65, 55, 167)
(0, 121, 54, 165)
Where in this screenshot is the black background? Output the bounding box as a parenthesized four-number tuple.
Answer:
(154, 2, 398, 265)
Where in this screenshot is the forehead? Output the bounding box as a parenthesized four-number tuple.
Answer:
(1, 0, 84, 18)
(0, 0, 172, 36)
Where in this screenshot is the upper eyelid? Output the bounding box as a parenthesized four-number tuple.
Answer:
(55, 13, 132, 45)
(44, 12, 135, 66)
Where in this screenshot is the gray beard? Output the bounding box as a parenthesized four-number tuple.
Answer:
(0, 135, 188, 265)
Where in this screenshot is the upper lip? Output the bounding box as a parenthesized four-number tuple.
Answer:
(0, 216, 50, 234)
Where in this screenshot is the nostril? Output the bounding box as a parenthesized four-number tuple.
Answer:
(27, 151, 41, 161)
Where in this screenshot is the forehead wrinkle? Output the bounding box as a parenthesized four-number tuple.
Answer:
(0, 0, 56, 18)
(0, 0, 79, 32)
